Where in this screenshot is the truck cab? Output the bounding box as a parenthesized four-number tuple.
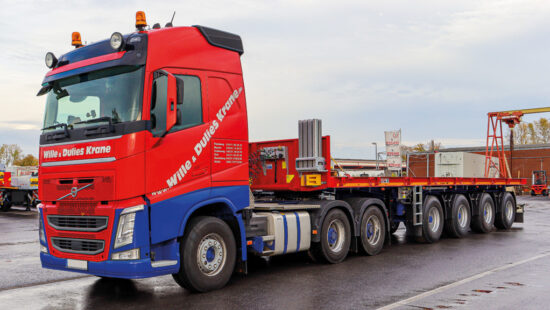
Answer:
(38, 13, 249, 291)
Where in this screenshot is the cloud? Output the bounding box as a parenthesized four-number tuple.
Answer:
(1, 0, 549, 159)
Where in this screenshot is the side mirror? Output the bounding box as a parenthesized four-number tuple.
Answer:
(151, 70, 178, 137)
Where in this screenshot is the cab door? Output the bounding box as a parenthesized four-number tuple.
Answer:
(145, 68, 211, 244)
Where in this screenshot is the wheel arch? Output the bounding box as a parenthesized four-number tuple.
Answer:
(309, 200, 355, 243)
(345, 197, 390, 243)
(178, 197, 247, 262)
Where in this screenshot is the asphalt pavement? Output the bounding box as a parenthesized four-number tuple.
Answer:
(1, 197, 549, 309)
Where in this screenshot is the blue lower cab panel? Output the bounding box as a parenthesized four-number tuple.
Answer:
(40, 253, 179, 279)
(150, 185, 250, 245)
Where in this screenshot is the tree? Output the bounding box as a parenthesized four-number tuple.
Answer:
(510, 117, 550, 145)
(0, 144, 23, 166)
(13, 154, 38, 166)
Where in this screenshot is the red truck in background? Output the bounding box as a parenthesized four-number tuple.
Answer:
(37, 12, 526, 292)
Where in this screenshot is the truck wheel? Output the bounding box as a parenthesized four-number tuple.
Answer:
(390, 221, 400, 234)
(172, 216, 236, 293)
(417, 196, 444, 243)
(471, 193, 495, 233)
(543, 190, 548, 196)
(531, 190, 535, 196)
(444, 195, 471, 238)
(309, 209, 351, 264)
(360, 206, 386, 255)
(495, 193, 515, 230)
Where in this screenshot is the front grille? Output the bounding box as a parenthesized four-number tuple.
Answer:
(51, 237, 105, 255)
(47, 215, 108, 232)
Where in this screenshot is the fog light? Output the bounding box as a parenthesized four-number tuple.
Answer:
(40, 245, 48, 253)
(112, 248, 140, 260)
(110, 32, 125, 51)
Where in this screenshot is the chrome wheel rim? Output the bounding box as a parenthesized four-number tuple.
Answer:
(505, 200, 514, 222)
(327, 219, 345, 252)
(197, 233, 227, 276)
(457, 204, 469, 228)
(428, 207, 440, 232)
(483, 202, 493, 224)
(365, 215, 381, 245)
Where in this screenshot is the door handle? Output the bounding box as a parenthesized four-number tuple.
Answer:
(191, 168, 208, 177)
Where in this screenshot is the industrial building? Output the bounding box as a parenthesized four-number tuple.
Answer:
(407, 144, 550, 192)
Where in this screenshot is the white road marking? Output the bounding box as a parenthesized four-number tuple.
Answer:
(377, 251, 550, 310)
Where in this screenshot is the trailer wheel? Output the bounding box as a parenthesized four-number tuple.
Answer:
(172, 216, 236, 293)
(444, 195, 471, 238)
(418, 196, 444, 243)
(495, 193, 515, 230)
(471, 193, 495, 233)
(360, 206, 386, 255)
(309, 209, 351, 264)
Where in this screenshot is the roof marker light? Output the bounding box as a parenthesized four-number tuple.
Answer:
(136, 11, 147, 30)
(110, 32, 125, 51)
(45, 52, 58, 68)
(72, 32, 83, 48)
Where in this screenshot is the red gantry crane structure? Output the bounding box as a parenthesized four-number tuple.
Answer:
(485, 107, 550, 179)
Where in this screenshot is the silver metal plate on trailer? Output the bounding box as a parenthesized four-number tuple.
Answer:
(252, 203, 321, 211)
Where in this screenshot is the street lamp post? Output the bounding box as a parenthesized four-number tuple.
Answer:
(372, 142, 378, 170)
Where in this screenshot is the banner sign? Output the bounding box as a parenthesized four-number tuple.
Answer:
(385, 130, 402, 171)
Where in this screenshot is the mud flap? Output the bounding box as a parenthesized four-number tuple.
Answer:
(515, 203, 524, 223)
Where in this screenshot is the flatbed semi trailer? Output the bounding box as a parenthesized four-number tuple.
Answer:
(37, 12, 526, 293)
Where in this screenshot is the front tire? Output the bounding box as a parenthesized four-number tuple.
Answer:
(359, 206, 386, 256)
(495, 193, 515, 230)
(309, 209, 351, 264)
(172, 216, 236, 293)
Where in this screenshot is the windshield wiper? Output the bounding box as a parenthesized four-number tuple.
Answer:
(42, 123, 68, 131)
(74, 116, 115, 126)
(41, 123, 69, 139)
(75, 117, 116, 136)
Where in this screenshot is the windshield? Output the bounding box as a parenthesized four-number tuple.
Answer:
(42, 65, 144, 130)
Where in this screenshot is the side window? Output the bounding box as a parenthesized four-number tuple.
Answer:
(172, 75, 203, 131)
(150, 74, 167, 137)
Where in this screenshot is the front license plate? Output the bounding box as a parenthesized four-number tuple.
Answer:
(67, 259, 88, 270)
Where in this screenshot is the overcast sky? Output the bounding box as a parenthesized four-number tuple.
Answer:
(1, 0, 550, 159)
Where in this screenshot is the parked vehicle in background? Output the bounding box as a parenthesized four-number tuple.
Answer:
(531, 170, 548, 196)
(0, 164, 39, 211)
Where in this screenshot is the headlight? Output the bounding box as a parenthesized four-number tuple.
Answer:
(45, 52, 57, 68)
(110, 32, 125, 51)
(112, 248, 140, 260)
(114, 205, 143, 249)
(39, 216, 46, 243)
(40, 245, 48, 253)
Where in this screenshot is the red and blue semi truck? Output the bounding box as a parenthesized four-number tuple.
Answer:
(37, 12, 526, 292)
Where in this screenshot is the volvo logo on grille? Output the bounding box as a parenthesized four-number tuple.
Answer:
(58, 183, 93, 201)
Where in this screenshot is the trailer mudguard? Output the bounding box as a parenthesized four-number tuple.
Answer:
(308, 200, 354, 243)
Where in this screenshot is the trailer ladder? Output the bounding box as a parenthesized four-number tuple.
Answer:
(412, 186, 423, 226)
